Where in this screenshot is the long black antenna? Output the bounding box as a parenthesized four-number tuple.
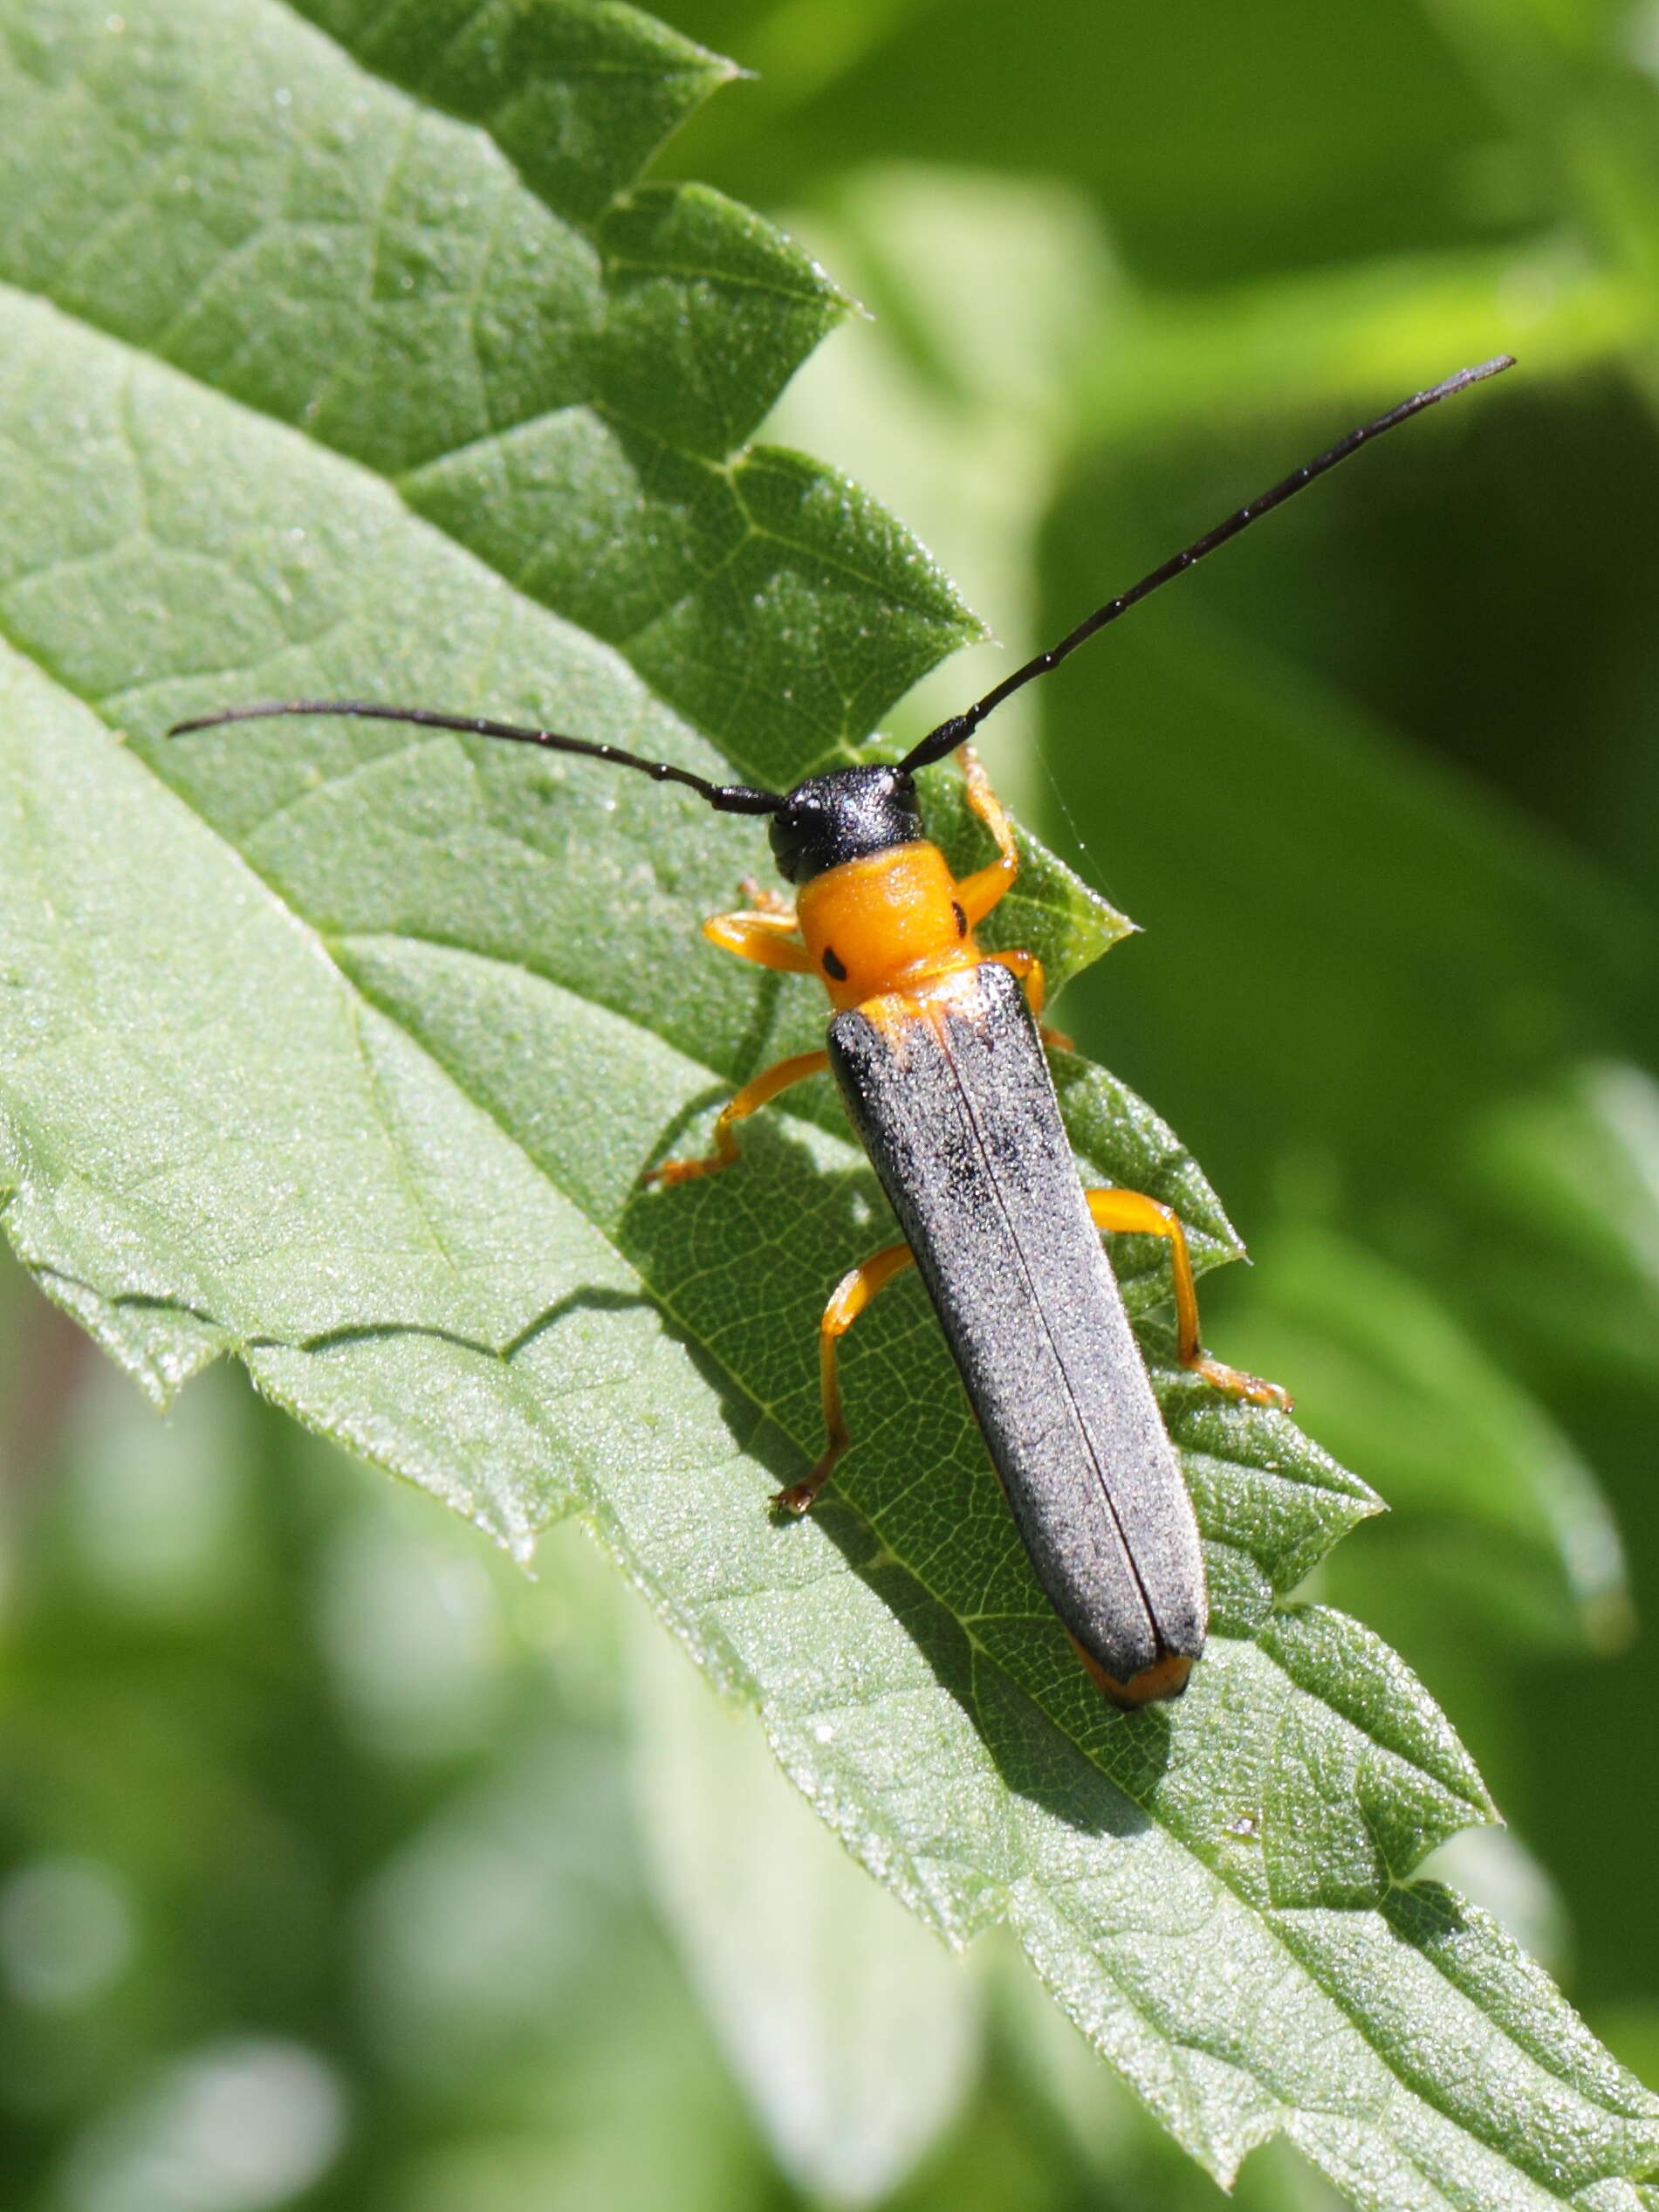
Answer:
(900, 354, 1516, 775)
(166, 698, 784, 814)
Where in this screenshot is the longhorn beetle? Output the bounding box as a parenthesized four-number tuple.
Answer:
(170, 354, 1513, 1707)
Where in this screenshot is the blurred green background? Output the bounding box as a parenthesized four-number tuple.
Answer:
(3, 0, 1658, 2206)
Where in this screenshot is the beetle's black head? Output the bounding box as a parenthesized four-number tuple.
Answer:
(768, 765, 926, 886)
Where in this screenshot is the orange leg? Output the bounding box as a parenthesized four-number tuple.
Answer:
(954, 747, 1020, 927)
(646, 1049, 831, 1186)
(986, 947, 1074, 1051)
(774, 1241, 916, 1512)
(1085, 1186, 1292, 1409)
(701, 908, 814, 973)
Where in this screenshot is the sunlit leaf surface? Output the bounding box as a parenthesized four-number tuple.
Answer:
(1, 4, 1656, 2206)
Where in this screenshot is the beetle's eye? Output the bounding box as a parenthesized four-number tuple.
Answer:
(951, 900, 968, 938)
(823, 947, 848, 981)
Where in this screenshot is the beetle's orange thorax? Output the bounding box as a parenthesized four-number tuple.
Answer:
(797, 841, 977, 1013)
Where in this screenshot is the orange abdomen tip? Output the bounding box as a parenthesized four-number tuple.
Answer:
(1072, 1638, 1196, 1710)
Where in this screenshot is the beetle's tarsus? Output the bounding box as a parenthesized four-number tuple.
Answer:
(1192, 1354, 1292, 1411)
(642, 1152, 730, 1188)
(772, 1476, 826, 1515)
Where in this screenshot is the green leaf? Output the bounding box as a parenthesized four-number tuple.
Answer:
(1463, 1059, 1659, 1390)
(1217, 1219, 1633, 1656)
(1035, 589, 1656, 1217)
(628, 1604, 981, 2203)
(662, 0, 1507, 290)
(0, 5, 1656, 2209)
